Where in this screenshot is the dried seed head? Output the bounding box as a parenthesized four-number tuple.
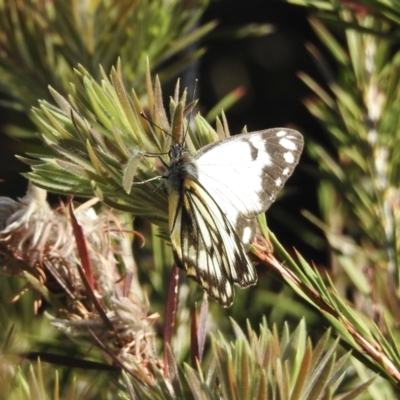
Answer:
(0, 183, 159, 374)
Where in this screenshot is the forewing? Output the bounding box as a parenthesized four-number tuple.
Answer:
(193, 128, 303, 248)
(169, 179, 257, 307)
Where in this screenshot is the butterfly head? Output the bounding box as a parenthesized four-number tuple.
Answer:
(168, 142, 186, 162)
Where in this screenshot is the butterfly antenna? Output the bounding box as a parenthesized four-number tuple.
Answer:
(139, 111, 175, 142)
(137, 112, 174, 160)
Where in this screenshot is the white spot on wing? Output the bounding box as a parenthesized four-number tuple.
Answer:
(279, 138, 297, 150)
(275, 177, 282, 186)
(242, 226, 253, 245)
(283, 151, 295, 164)
(212, 287, 220, 299)
(282, 167, 290, 176)
(212, 255, 223, 281)
(276, 130, 286, 137)
(188, 246, 197, 261)
(197, 250, 208, 270)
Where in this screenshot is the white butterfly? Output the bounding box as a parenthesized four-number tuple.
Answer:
(163, 128, 304, 307)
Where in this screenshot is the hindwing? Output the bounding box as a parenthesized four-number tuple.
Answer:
(169, 178, 257, 307)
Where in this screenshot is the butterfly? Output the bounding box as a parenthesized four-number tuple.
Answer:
(162, 128, 304, 307)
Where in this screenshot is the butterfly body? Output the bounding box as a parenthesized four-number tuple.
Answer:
(164, 128, 303, 307)
(164, 143, 198, 192)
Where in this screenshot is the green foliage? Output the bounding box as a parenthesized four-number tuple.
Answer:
(285, 0, 400, 397)
(123, 319, 369, 400)
(262, 230, 398, 389)
(0, 0, 214, 114)
(24, 63, 226, 241)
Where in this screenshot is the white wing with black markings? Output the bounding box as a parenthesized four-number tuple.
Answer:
(165, 128, 304, 307)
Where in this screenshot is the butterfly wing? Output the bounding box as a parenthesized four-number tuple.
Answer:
(193, 128, 304, 249)
(168, 128, 303, 307)
(169, 179, 257, 307)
